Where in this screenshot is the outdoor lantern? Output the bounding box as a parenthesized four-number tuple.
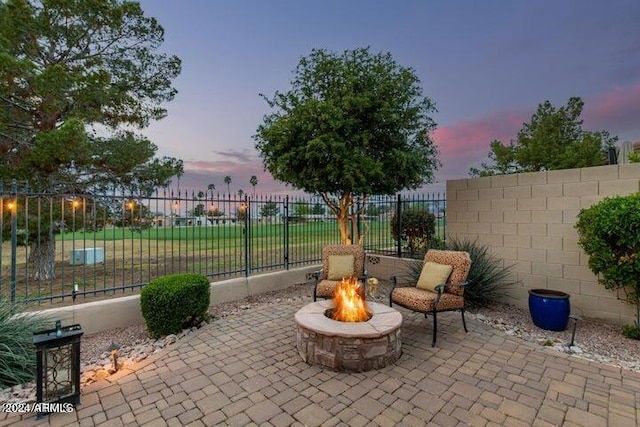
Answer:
(33, 321, 83, 418)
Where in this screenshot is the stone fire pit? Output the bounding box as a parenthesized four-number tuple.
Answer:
(295, 300, 402, 372)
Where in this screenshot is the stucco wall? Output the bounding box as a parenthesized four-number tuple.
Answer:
(32, 265, 318, 335)
(446, 163, 640, 324)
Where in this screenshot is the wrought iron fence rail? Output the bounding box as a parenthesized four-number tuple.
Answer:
(1, 182, 445, 305)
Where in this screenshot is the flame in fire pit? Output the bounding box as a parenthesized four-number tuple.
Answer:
(331, 276, 372, 322)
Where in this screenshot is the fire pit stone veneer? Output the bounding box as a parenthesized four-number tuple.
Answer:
(295, 300, 402, 372)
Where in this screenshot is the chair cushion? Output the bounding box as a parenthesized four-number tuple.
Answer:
(327, 255, 355, 280)
(423, 250, 472, 296)
(316, 280, 339, 299)
(392, 287, 464, 312)
(416, 262, 453, 292)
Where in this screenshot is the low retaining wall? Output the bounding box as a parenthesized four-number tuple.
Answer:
(365, 254, 416, 285)
(33, 265, 318, 335)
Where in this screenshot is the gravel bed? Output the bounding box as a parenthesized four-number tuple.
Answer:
(3, 281, 640, 403)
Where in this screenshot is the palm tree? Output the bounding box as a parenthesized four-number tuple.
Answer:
(207, 183, 216, 196)
(250, 175, 258, 198)
(223, 176, 232, 219)
(238, 189, 244, 197)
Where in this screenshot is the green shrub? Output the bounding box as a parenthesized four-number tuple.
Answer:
(140, 273, 210, 339)
(0, 303, 50, 389)
(575, 193, 640, 334)
(391, 209, 437, 257)
(623, 324, 640, 340)
(404, 238, 519, 308)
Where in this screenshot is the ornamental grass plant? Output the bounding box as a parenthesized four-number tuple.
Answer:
(0, 303, 50, 389)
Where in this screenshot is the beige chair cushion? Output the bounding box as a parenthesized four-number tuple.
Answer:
(416, 262, 453, 292)
(327, 255, 355, 280)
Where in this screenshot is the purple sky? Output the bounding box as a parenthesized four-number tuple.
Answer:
(138, 0, 640, 195)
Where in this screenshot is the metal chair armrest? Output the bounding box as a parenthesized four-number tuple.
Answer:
(434, 281, 469, 309)
(440, 280, 469, 292)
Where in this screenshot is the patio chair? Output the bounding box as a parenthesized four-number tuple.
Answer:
(389, 249, 472, 347)
(313, 244, 367, 301)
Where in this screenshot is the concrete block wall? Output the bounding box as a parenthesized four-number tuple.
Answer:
(446, 163, 640, 324)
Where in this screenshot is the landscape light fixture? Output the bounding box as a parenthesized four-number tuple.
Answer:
(107, 342, 121, 372)
(33, 322, 83, 419)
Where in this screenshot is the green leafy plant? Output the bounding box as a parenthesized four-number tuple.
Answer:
(628, 151, 640, 163)
(0, 303, 50, 389)
(391, 209, 437, 257)
(140, 273, 210, 339)
(575, 193, 640, 337)
(404, 238, 519, 308)
(254, 47, 439, 245)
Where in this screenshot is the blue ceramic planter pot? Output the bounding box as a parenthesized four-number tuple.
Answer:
(528, 289, 570, 331)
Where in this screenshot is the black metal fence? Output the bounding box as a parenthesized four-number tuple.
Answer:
(1, 181, 445, 305)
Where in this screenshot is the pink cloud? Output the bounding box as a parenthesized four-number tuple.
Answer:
(433, 111, 526, 158)
(432, 82, 640, 182)
(431, 111, 527, 182)
(583, 84, 640, 138)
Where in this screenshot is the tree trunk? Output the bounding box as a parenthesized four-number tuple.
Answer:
(29, 234, 56, 281)
(321, 192, 370, 245)
(337, 213, 352, 245)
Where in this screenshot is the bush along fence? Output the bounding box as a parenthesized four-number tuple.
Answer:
(0, 181, 445, 304)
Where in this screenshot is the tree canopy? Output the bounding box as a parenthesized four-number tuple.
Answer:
(0, 0, 183, 280)
(469, 97, 617, 177)
(0, 0, 183, 193)
(254, 47, 439, 244)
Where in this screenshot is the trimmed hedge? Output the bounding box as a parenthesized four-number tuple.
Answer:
(140, 273, 210, 339)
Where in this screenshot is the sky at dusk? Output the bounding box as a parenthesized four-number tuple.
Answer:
(137, 0, 640, 195)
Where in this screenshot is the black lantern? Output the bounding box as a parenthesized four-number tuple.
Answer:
(33, 321, 83, 418)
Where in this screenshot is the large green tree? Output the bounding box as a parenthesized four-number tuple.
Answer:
(255, 47, 439, 244)
(0, 0, 183, 279)
(470, 97, 617, 177)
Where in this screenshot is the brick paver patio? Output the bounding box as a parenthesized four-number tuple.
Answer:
(2, 296, 640, 426)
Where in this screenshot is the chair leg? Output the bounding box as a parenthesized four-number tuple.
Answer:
(431, 310, 438, 347)
(461, 308, 468, 333)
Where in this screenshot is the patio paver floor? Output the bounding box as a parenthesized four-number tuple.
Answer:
(2, 296, 640, 426)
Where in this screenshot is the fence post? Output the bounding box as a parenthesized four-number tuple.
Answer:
(396, 193, 402, 258)
(10, 179, 18, 303)
(284, 196, 289, 270)
(244, 196, 250, 277)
